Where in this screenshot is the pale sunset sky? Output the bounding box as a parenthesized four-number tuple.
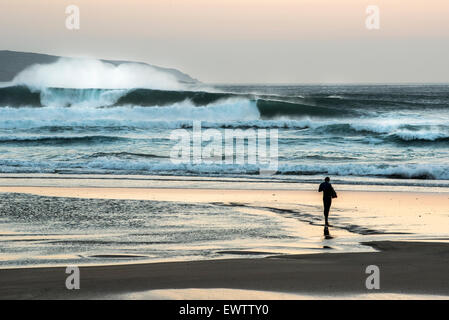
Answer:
(1, 0, 448, 83)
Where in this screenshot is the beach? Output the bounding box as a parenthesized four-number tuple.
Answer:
(0, 175, 448, 299)
(1, 1, 449, 303)
(1, 239, 449, 299)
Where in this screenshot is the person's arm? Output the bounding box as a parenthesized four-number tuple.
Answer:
(318, 183, 323, 192)
(331, 186, 337, 198)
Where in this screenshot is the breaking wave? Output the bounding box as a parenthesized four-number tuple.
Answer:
(0, 157, 448, 180)
(0, 85, 351, 119)
(1, 79, 448, 183)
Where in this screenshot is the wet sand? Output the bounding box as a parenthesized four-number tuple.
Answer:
(1, 241, 449, 299)
(1, 185, 448, 236)
(1, 185, 448, 220)
(0, 184, 448, 299)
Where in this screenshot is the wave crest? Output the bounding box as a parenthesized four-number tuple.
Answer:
(12, 58, 185, 90)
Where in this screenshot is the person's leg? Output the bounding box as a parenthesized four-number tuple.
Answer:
(323, 198, 331, 226)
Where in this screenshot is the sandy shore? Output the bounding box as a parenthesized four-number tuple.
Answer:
(1, 241, 448, 299)
(1, 185, 448, 237)
(1, 185, 448, 221)
(0, 182, 448, 299)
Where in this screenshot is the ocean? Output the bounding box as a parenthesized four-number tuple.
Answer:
(0, 84, 448, 187)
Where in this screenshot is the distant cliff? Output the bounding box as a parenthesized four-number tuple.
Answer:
(0, 50, 199, 84)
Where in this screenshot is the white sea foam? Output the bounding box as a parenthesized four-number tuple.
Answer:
(1, 157, 448, 180)
(0, 98, 261, 129)
(277, 163, 449, 179)
(39, 88, 130, 108)
(1, 103, 448, 142)
(392, 130, 449, 141)
(12, 58, 185, 90)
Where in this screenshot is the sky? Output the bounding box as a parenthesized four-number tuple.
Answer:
(1, 0, 448, 83)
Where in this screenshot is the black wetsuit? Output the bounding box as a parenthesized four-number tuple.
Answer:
(318, 181, 336, 224)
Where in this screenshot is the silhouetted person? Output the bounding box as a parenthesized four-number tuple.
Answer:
(318, 177, 337, 226)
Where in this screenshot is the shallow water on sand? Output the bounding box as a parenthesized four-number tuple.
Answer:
(0, 192, 372, 268)
(1, 176, 448, 268)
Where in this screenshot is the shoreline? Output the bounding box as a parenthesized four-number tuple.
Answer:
(1, 240, 449, 299)
(1, 173, 449, 194)
(1, 185, 449, 200)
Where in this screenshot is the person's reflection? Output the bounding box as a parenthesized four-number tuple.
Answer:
(324, 226, 333, 239)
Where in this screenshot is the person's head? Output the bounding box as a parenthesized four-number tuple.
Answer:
(325, 177, 330, 182)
